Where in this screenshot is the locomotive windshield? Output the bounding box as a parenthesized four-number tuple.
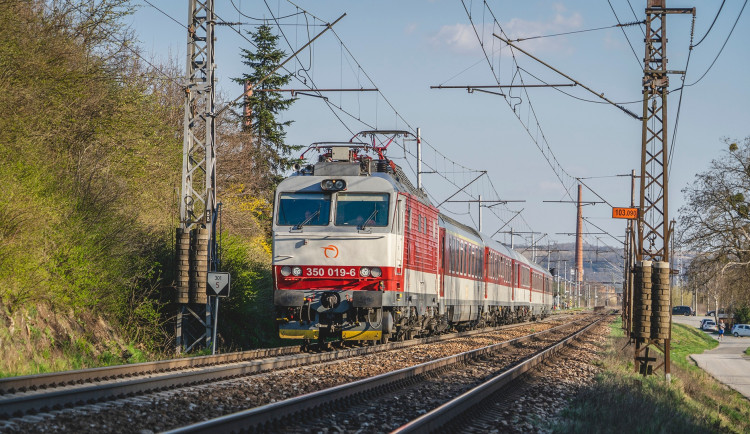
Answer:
(277, 193, 331, 226)
(335, 193, 390, 227)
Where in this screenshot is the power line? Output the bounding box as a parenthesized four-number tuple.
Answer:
(508, 20, 643, 42)
(142, 0, 186, 29)
(625, 0, 646, 38)
(516, 66, 642, 107)
(686, 0, 748, 87)
(668, 13, 696, 178)
(66, 0, 183, 87)
(142, 0, 536, 235)
(460, 0, 578, 208)
(230, 0, 305, 22)
(267, 2, 527, 236)
(607, 0, 642, 69)
(693, 0, 726, 48)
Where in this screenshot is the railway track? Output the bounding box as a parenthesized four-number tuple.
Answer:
(394, 316, 604, 433)
(161, 313, 607, 433)
(0, 314, 575, 420)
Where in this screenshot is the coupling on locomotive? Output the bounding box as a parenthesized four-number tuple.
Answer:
(273, 130, 554, 344)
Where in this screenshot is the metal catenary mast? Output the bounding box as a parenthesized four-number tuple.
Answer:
(633, 0, 694, 378)
(176, 0, 217, 353)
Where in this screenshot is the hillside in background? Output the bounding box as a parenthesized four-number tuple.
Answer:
(517, 241, 625, 292)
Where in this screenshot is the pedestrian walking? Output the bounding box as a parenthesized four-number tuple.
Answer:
(718, 320, 725, 341)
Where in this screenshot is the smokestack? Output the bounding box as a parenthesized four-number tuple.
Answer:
(243, 81, 252, 128)
(576, 184, 583, 283)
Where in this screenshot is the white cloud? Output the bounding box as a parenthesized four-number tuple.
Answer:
(404, 22, 418, 35)
(430, 5, 583, 57)
(538, 180, 567, 194)
(429, 23, 479, 55)
(603, 30, 626, 52)
(503, 9, 582, 55)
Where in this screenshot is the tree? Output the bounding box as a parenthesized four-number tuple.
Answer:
(233, 24, 299, 184)
(680, 136, 750, 314)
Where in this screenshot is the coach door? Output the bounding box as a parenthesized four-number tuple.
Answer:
(394, 196, 405, 276)
(439, 228, 446, 298)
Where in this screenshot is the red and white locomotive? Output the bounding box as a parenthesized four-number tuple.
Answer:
(273, 131, 553, 343)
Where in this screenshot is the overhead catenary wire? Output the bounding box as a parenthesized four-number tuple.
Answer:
(460, 0, 578, 208)
(495, 35, 641, 120)
(146, 0, 632, 243)
(517, 67, 641, 106)
(252, 0, 527, 234)
(507, 20, 644, 43)
(686, 0, 748, 87)
(607, 0, 642, 69)
(625, 0, 646, 38)
(63, 0, 184, 88)
(231, 0, 305, 22)
(692, 0, 726, 48)
(668, 12, 696, 178)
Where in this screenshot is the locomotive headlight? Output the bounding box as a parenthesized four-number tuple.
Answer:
(321, 179, 346, 191)
(280, 266, 292, 277)
(370, 267, 382, 278)
(292, 266, 303, 276)
(359, 267, 371, 277)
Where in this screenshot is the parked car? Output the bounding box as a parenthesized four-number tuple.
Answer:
(731, 324, 750, 337)
(706, 308, 732, 319)
(672, 305, 693, 316)
(701, 319, 717, 331)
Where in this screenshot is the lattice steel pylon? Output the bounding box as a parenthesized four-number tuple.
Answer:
(638, 1, 670, 263)
(176, 0, 217, 353)
(634, 0, 694, 378)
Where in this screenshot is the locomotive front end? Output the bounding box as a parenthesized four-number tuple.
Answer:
(273, 146, 401, 343)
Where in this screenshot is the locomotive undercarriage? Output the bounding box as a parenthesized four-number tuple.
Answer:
(276, 289, 548, 350)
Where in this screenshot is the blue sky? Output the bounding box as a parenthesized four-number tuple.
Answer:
(130, 0, 749, 259)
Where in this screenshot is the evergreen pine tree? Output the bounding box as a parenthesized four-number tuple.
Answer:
(233, 24, 299, 183)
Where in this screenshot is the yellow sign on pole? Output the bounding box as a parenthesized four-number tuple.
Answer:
(612, 207, 639, 219)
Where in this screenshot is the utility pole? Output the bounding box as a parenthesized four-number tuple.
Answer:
(444, 198, 525, 234)
(176, 0, 217, 354)
(633, 0, 694, 379)
(478, 195, 482, 233)
(416, 127, 422, 191)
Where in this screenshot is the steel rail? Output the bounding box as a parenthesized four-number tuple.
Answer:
(0, 346, 300, 395)
(162, 315, 595, 433)
(394, 315, 607, 433)
(0, 315, 570, 418)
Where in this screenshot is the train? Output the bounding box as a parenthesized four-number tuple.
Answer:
(273, 131, 555, 344)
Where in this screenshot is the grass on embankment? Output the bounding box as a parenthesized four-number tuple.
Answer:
(550, 318, 750, 433)
(0, 305, 152, 378)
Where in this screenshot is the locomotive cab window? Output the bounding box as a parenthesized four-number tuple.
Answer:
(335, 193, 390, 227)
(277, 193, 331, 226)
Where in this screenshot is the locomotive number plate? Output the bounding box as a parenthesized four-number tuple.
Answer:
(304, 267, 358, 278)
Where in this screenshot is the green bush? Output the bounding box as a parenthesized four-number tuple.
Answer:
(215, 234, 280, 349)
(734, 305, 750, 325)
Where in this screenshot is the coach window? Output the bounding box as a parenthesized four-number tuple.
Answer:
(335, 193, 390, 227)
(469, 247, 475, 277)
(277, 193, 331, 226)
(472, 247, 477, 278)
(477, 248, 482, 278)
(460, 243, 465, 275)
